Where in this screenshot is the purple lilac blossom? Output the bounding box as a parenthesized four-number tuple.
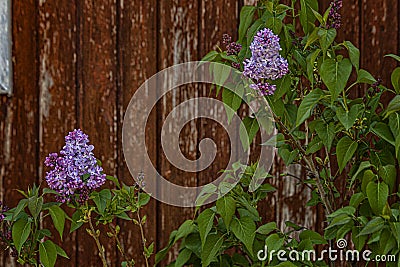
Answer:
(328, 0, 343, 29)
(250, 82, 277, 96)
(44, 129, 106, 204)
(222, 33, 232, 45)
(243, 28, 288, 95)
(226, 42, 242, 56)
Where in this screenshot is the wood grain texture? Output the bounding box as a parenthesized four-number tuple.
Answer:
(2, 0, 39, 266)
(361, 0, 399, 103)
(157, 0, 200, 265)
(77, 0, 118, 265)
(197, 0, 238, 189)
(117, 0, 158, 265)
(38, 0, 78, 264)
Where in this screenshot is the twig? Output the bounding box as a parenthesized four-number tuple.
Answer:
(108, 224, 133, 266)
(87, 214, 108, 267)
(258, 96, 334, 215)
(136, 210, 150, 267)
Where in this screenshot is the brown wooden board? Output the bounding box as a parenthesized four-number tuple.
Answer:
(157, 0, 200, 265)
(116, 0, 158, 265)
(38, 0, 78, 264)
(77, 0, 118, 265)
(2, 0, 39, 265)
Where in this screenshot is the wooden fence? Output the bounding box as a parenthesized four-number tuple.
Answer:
(0, 0, 399, 266)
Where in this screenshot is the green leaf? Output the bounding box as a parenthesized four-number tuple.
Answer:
(197, 209, 215, 248)
(12, 217, 31, 254)
(49, 205, 66, 240)
(358, 217, 385, 236)
(93, 189, 112, 214)
(28, 195, 43, 219)
(370, 122, 395, 146)
(212, 63, 231, 91)
(201, 234, 224, 267)
(327, 206, 356, 218)
(352, 226, 368, 251)
(336, 136, 358, 172)
(230, 216, 256, 256)
(175, 220, 195, 241)
(138, 192, 151, 207)
(11, 198, 28, 221)
(70, 210, 83, 233)
(175, 248, 192, 267)
(391, 67, 400, 94)
(366, 181, 389, 215)
(389, 112, 400, 136)
(266, 17, 283, 34)
(299, 230, 327, 245)
(349, 192, 365, 208)
(239, 117, 259, 151)
(320, 58, 352, 103)
(318, 28, 336, 55)
(201, 50, 219, 62)
(304, 28, 319, 50)
(239, 6, 256, 43)
(383, 95, 400, 119)
(305, 136, 323, 154)
(336, 104, 362, 130)
(385, 53, 400, 62)
(273, 75, 292, 99)
(216, 196, 236, 228)
(357, 69, 376, 84)
(315, 121, 335, 151)
(55, 244, 69, 259)
(299, 0, 318, 35)
(222, 88, 243, 123)
(296, 88, 324, 126)
(39, 240, 57, 267)
(345, 41, 360, 71)
(256, 222, 277, 235)
(265, 233, 285, 252)
(350, 161, 371, 187)
(378, 165, 396, 193)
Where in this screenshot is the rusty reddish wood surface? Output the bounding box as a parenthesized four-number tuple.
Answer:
(1, 1, 399, 266)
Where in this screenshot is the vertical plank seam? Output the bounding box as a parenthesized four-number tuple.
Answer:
(155, 0, 161, 255)
(75, 0, 82, 265)
(196, 0, 201, 189)
(115, 0, 122, 264)
(34, 0, 40, 187)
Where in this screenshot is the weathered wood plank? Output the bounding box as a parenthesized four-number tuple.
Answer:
(117, 0, 158, 265)
(361, 0, 399, 103)
(157, 0, 200, 265)
(77, 0, 118, 265)
(2, 0, 39, 266)
(38, 1, 78, 264)
(197, 0, 238, 194)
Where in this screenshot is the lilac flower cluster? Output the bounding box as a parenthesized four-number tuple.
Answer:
(45, 129, 106, 204)
(250, 82, 277, 96)
(328, 0, 343, 29)
(222, 34, 242, 56)
(243, 28, 289, 96)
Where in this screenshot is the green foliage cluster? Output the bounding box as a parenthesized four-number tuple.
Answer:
(156, 0, 400, 266)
